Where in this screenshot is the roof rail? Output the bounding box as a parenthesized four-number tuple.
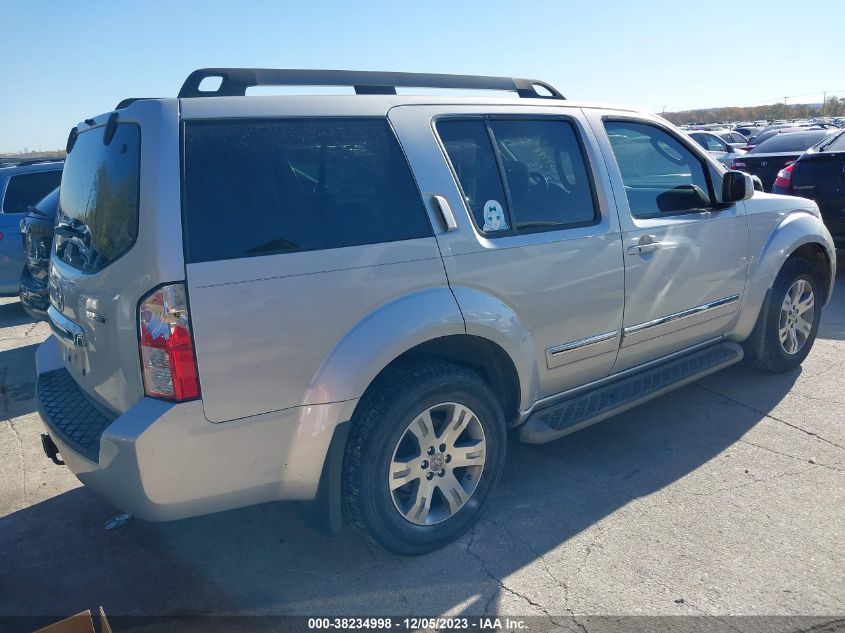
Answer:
(178, 68, 564, 100)
(15, 158, 65, 167)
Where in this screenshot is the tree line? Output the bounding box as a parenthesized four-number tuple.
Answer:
(663, 96, 845, 125)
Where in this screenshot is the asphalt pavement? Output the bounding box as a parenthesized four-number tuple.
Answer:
(1, 268, 843, 628)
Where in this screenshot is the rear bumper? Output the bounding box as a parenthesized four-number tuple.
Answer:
(35, 335, 357, 521)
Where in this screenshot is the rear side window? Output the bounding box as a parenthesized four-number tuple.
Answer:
(701, 134, 728, 152)
(2, 170, 62, 213)
(604, 120, 712, 217)
(437, 118, 598, 235)
(56, 123, 141, 272)
(182, 118, 431, 263)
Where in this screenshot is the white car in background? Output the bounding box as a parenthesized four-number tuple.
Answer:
(685, 130, 747, 166)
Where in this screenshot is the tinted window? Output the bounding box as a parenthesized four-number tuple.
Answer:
(605, 120, 712, 217)
(183, 118, 430, 263)
(688, 133, 707, 149)
(56, 123, 140, 272)
(2, 170, 62, 213)
(437, 120, 511, 232)
(438, 118, 597, 234)
(818, 130, 845, 152)
(490, 120, 597, 230)
(751, 131, 834, 154)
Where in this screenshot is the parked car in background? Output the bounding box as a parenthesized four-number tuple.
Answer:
(686, 130, 746, 165)
(732, 128, 839, 191)
(0, 159, 63, 295)
(19, 187, 59, 319)
(773, 129, 845, 247)
(735, 126, 765, 140)
(717, 130, 748, 148)
(36, 68, 835, 555)
(740, 126, 819, 152)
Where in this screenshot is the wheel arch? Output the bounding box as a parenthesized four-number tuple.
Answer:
(733, 211, 836, 341)
(354, 334, 523, 426)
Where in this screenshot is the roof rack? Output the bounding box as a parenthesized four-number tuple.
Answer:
(178, 68, 564, 100)
(15, 157, 64, 167)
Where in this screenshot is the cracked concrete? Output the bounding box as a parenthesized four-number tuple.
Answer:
(1, 263, 844, 621)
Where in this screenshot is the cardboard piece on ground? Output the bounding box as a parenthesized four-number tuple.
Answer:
(35, 607, 112, 633)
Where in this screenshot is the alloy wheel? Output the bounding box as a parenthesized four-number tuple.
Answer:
(778, 278, 815, 355)
(388, 402, 486, 526)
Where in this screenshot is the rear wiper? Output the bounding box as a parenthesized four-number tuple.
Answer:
(817, 131, 844, 152)
(54, 223, 88, 239)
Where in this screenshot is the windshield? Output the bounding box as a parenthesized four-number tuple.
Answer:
(55, 122, 140, 272)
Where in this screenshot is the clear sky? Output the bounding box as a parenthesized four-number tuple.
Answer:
(3, 0, 844, 152)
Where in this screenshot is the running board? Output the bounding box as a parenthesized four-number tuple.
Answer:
(519, 342, 743, 444)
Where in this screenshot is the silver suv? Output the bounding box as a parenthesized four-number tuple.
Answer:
(36, 69, 836, 555)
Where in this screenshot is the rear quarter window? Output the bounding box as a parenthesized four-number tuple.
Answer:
(2, 170, 63, 213)
(182, 118, 432, 263)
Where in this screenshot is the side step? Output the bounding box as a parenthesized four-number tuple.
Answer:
(519, 342, 743, 444)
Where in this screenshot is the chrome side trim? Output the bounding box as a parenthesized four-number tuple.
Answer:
(48, 305, 85, 347)
(623, 294, 740, 336)
(522, 336, 724, 422)
(548, 330, 619, 357)
(545, 330, 619, 370)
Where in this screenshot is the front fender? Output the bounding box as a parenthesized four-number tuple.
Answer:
(304, 288, 465, 406)
(733, 209, 836, 340)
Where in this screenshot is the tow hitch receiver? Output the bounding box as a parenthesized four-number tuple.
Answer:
(41, 434, 65, 465)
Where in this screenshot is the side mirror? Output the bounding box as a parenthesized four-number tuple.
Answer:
(722, 170, 754, 203)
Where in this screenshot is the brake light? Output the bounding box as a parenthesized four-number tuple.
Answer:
(139, 283, 200, 401)
(773, 163, 795, 190)
(731, 160, 746, 170)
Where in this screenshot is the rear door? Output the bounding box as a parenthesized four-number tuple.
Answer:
(390, 104, 625, 401)
(49, 100, 184, 414)
(587, 112, 748, 371)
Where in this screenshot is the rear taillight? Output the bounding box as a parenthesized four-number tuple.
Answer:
(773, 163, 795, 190)
(741, 145, 754, 151)
(139, 283, 200, 401)
(731, 160, 746, 170)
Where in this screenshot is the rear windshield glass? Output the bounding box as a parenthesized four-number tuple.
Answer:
(183, 118, 431, 263)
(2, 170, 62, 213)
(819, 130, 845, 152)
(750, 131, 831, 154)
(55, 123, 141, 272)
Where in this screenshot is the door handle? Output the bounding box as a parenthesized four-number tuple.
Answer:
(627, 242, 661, 255)
(627, 235, 661, 256)
(432, 195, 458, 232)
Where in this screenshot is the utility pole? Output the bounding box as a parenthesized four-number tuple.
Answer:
(822, 91, 827, 117)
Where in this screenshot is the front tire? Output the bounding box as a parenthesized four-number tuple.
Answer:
(343, 361, 506, 555)
(746, 258, 822, 373)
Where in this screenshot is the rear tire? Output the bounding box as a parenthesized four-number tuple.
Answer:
(745, 258, 822, 373)
(343, 361, 506, 555)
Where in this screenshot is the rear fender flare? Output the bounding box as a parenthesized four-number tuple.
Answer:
(303, 287, 466, 406)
